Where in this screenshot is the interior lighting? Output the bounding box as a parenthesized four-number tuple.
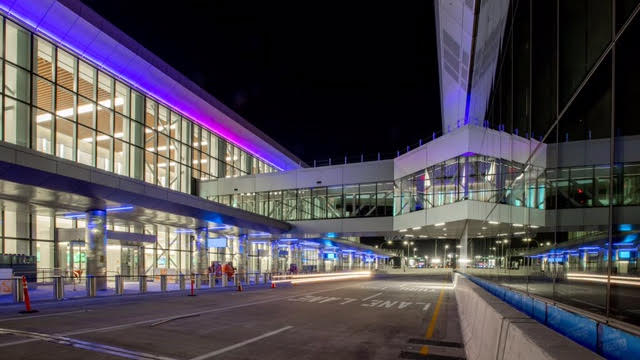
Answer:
(435, 223, 445, 227)
(489, 221, 499, 225)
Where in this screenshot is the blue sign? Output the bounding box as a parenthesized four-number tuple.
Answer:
(208, 237, 227, 248)
(324, 253, 336, 259)
(278, 250, 289, 257)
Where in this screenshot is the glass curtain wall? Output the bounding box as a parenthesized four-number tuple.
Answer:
(471, 0, 640, 328)
(3, 16, 276, 199)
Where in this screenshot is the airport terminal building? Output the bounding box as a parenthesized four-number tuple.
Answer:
(0, 0, 639, 329)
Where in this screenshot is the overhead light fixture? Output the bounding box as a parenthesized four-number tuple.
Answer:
(442, 228, 447, 231)
(489, 221, 499, 225)
(482, 227, 487, 230)
(513, 224, 523, 227)
(399, 229, 407, 232)
(530, 225, 539, 228)
(514, 231, 525, 235)
(412, 227, 422, 230)
(435, 223, 445, 227)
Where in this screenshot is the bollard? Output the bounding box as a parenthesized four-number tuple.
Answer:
(53, 276, 64, 300)
(178, 274, 187, 290)
(86, 275, 96, 297)
(19, 276, 37, 313)
(139, 275, 147, 293)
(195, 273, 202, 289)
(222, 273, 228, 287)
(160, 274, 167, 292)
(208, 273, 215, 288)
(188, 274, 196, 296)
(115, 275, 124, 295)
(12, 276, 23, 303)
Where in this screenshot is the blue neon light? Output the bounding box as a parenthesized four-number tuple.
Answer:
(208, 226, 229, 231)
(619, 251, 631, 260)
(175, 229, 195, 234)
(327, 232, 337, 238)
(619, 224, 633, 232)
(324, 253, 336, 259)
(106, 206, 134, 212)
(622, 233, 638, 243)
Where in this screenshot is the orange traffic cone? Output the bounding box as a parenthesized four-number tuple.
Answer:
(271, 282, 276, 288)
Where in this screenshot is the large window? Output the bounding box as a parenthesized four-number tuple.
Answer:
(0, 16, 276, 201)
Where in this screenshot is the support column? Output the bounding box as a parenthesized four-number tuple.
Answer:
(238, 235, 248, 276)
(271, 241, 279, 273)
(138, 245, 146, 276)
(85, 209, 107, 290)
(459, 221, 469, 272)
(195, 227, 208, 275)
(318, 249, 325, 272)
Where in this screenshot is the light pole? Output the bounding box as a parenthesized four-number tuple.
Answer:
(444, 244, 449, 267)
(403, 240, 408, 272)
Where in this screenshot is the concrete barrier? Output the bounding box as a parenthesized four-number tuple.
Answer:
(454, 274, 603, 360)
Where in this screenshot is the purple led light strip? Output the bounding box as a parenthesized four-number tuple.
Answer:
(0, 1, 294, 170)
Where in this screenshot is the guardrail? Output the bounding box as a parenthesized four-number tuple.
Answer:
(459, 272, 640, 360)
(0, 272, 275, 304)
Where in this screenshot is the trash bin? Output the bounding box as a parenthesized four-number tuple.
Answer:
(12, 276, 23, 303)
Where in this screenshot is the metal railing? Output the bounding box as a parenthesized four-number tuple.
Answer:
(0, 272, 275, 304)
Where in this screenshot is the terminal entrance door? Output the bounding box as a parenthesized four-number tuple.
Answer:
(120, 246, 139, 279)
(68, 241, 86, 277)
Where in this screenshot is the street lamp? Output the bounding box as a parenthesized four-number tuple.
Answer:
(403, 240, 410, 271)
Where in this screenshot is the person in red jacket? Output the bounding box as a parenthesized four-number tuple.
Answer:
(223, 262, 235, 281)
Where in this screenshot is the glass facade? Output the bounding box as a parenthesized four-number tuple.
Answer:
(0, 16, 276, 197)
(0, 15, 289, 284)
(214, 155, 640, 221)
(466, 0, 640, 327)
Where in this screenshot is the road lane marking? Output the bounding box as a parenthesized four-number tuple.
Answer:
(419, 287, 446, 355)
(189, 326, 293, 359)
(340, 298, 357, 304)
(361, 292, 383, 301)
(150, 313, 200, 327)
(290, 295, 431, 311)
(0, 283, 359, 349)
(0, 327, 176, 360)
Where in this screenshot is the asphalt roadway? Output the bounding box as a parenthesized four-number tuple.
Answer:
(0, 274, 464, 360)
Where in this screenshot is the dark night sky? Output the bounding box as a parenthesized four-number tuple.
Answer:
(80, 0, 442, 163)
